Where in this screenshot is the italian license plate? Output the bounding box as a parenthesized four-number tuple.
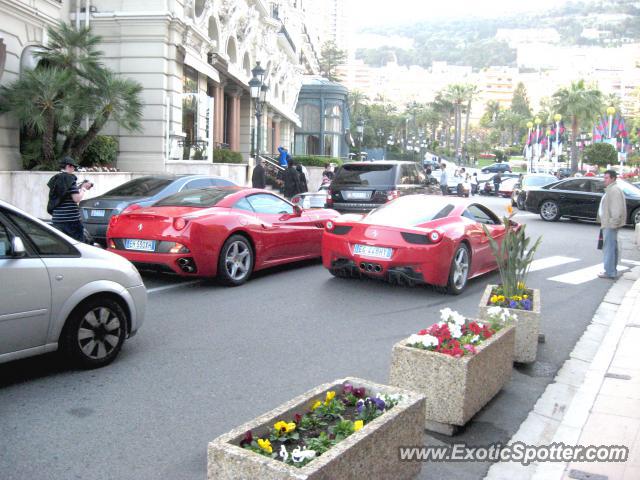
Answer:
(345, 191, 369, 200)
(90, 209, 106, 217)
(124, 239, 156, 252)
(354, 244, 392, 259)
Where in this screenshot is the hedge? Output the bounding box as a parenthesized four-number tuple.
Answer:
(291, 155, 343, 167)
(80, 135, 118, 167)
(213, 149, 244, 164)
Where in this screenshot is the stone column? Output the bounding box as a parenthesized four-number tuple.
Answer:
(227, 87, 242, 152)
(272, 115, 282, 154)
(214, 81, 226, 146)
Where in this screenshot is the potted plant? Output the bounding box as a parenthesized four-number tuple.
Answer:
(388, 308, 515, 435)
(208, 377, 426, 480)
(479, 206, 542, 363)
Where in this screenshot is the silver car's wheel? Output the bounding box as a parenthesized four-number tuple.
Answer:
(218, 235, 254, 286)
(62, 298, 127, 369)
(540, 200, 560, 221)
(632, 208, 640, 226)
(448, 244, 470, 295)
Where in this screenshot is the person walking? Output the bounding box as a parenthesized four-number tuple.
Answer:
(439, 163, 448, 195)
(277, 146, 290, 168)
(493, 172, 502, 196)
(283, 161, 301, 199)
(252, 157, 266, 189)
(296, 164, 308, 193)
(46, 157, 91, 242)
(597, 169, 627, 279)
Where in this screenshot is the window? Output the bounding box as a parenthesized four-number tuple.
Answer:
(184, 178, 213, 190)
(400, 164, 419, 185)
(296, 104, 321, 132)
(246, 194, 293, 215)
(0, 222, 11, 257)
(333, 164, 395, 186)
(4, 211, 78, 256)
(154, 188, 234, 207)
(367, 197, 454, 226)
(295, 134, 320, 156)
(553, 179, 589, 192)
(106, 177, 173, 197)
(323, 134, 339, 157)
(233, 197, 254, 212)
(324, 104, 342, 132)
(590, 181, 605, 194)
(465, 205, 500, 225)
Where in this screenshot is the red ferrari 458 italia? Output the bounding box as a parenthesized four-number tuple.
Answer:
(322, 195, 517, 294)
(107, 187, 339, 285)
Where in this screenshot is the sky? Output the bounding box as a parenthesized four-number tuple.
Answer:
(349, 0, 564, 29)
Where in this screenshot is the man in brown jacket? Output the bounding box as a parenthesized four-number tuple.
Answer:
(597, 170, 627, 279)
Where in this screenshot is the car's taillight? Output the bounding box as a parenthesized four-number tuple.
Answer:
(386, 190, 400, 202)
(173, 218, 187, 230)
(325, 220, 335, 231)
(169, 242, 189, 254)
(121, 203, 142, 215)
(428, 230, 443, 243)
(108, 239, 116, 249)
(326, 189, 333, 206)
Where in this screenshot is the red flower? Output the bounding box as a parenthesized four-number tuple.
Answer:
(353, 387, 366, 398)
(294, 413, 302, 424)
(481, 325, 494, 339)
(468, 322, 482, 335)
(240, 430, 253, 447)
(418, 329, 428, 335)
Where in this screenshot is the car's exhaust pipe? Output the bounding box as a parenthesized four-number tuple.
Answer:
(178, 257, 196, 273)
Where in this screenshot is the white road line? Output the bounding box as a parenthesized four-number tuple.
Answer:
(147, 280, 202, 294)
(622, 259, 640, 266)
(528, 256, 580, 272)
(548, 264, 629, 285)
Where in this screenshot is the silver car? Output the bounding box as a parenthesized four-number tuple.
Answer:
(0, 200, 146, 368)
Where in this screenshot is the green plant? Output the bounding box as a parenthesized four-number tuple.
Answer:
(212, 149, 244, 164)
(482, 210, 542, 298)
(80, 135, 118, 166)
(330, 420, 355, 441)
(293, 156, 343, 167)
(583, 142, 617, 167)
(304, 432, 333, 455)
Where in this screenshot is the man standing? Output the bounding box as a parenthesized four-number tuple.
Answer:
(252, 157, 266, 189)
(493, 172, 502, 196)
(47, 157, 91, 242)
(283, 160, 301, 199)
(597, 170, 627, 279)
(439, 163, 448, 195)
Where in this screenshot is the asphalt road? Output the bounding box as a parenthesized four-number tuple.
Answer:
(1, 196, 639, 480)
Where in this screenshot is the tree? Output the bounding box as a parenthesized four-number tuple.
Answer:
(552, 80, 603, 172)
(444, 84, 469, 158)
(511, 82, 532, 118)
(480, 100, 501, 128)
(583, 142, 617, 168)
(0, 21, 143, 168)
(348, 90, 368, 122)
(319, 41, 346, 82)
(463, 85, 479, 157)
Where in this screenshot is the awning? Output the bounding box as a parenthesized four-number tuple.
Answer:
(184, 51, 220, 83)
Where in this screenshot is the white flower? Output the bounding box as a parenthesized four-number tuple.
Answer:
(440, 307, 454, 322)
(487, 306, 503, 316)
(450, 311, 466, 327)
(419, 334, 439, 348)
(279, 445, 289, 462)
(407, 334, 424, 346)
(449, 323, 463, 339)
(292, 447, 316, 463)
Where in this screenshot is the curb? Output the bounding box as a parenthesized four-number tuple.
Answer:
(484, 266, 640, 480)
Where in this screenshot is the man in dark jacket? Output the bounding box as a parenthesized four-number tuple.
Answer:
(47, 157, 91, 242)
(252, 158, 266, 188)
(493, 173, 502, 196)
(283, 161, 301, 198)
(296, 164, 308, 193)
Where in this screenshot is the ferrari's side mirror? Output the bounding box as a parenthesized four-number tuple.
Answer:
(293, 205, 303, 216)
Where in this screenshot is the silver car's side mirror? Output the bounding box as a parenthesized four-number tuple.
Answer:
(11, 237, 26, 258)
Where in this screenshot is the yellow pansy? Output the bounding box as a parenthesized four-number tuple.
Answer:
(286, 422, 296, 433)
(490, 295, 498, 303)
(497, 295, 505, 302)
(274, 421, 295, 434)
(354, 420, 364, 432)
(257, 438, 272, 454)
(311, 400, 322, 411)
(523, 295, 528, 300)
(325, 391, 336, 405)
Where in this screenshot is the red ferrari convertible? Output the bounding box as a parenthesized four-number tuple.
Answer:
(107, 187, 339, 285)
(322, 195, 516, 294)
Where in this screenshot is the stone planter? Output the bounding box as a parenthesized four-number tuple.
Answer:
(478, 285, 541, 364)
(207, 377, 426, 480)
(389, 325, 514, 435)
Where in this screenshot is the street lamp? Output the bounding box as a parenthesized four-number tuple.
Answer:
(356, 119, 364, 160)
(249, 62, 267, 158)
(606, 106, 616, 139)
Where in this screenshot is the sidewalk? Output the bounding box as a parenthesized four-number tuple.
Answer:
(486, 265, 640, 480)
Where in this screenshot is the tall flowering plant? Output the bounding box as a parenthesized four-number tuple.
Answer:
(407, 307, 515, 358)
(482, 206, 542, 301)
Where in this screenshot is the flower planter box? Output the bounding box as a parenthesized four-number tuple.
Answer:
(388, 325, 514, 435)
(478, 285, 541, 364)
(207, 377, 426, 480)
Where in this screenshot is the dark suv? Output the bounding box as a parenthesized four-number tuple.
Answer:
(327, 161, 440, 212)
(481, 162, 512, 174)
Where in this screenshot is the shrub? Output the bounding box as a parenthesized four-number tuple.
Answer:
(583, 142, 618, 167)
(213, 149, 244, 164)
(292, 156, 343, 167)
(80, 135, 118, 166)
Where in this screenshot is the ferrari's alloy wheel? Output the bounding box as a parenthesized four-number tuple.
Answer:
(218, 235, 254, 286)
(540, 200, 560, 221)
(448, 244, 470, 295)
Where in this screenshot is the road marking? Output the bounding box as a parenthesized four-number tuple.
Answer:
(514, 212, 537, 217)
(548, 264, 629, 285)
(147, 280, 202, 294)
(528, 256, 580, 272)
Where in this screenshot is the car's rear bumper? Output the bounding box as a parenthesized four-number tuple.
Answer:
(328, 202, 384, 212)
(321, 234, 452, 286)
(107, 248, 214, 277)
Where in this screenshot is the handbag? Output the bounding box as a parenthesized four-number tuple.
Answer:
(597, 229, 603, 250)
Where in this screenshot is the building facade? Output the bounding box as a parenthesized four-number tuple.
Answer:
(0, 0, 322, 172)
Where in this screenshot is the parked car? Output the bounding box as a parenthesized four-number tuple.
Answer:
(524, 177, 640, 225)
(322, 195, 517, 294)
(497, 177, 519, 199)
(478, 172, 520, 196)
(107, 187, 340, 285)
(512, 174, 557, 209)
(80, 175, 237, 247)
(327, 161, 440, 212)
(481, 162, 512, 174)
(0, 200, 146, 368)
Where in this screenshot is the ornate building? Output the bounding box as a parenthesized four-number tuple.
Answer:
(0, 0, 322, 172)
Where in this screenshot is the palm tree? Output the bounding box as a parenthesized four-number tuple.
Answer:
(552, 80, 603, 172)
(0, 67, 73, 167)
(444, 84, 468, 158)
(348, 90, 368, 123)
(463, 85, 479, 160)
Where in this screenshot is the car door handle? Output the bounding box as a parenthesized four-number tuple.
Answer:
(261, 223, 277, 229)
